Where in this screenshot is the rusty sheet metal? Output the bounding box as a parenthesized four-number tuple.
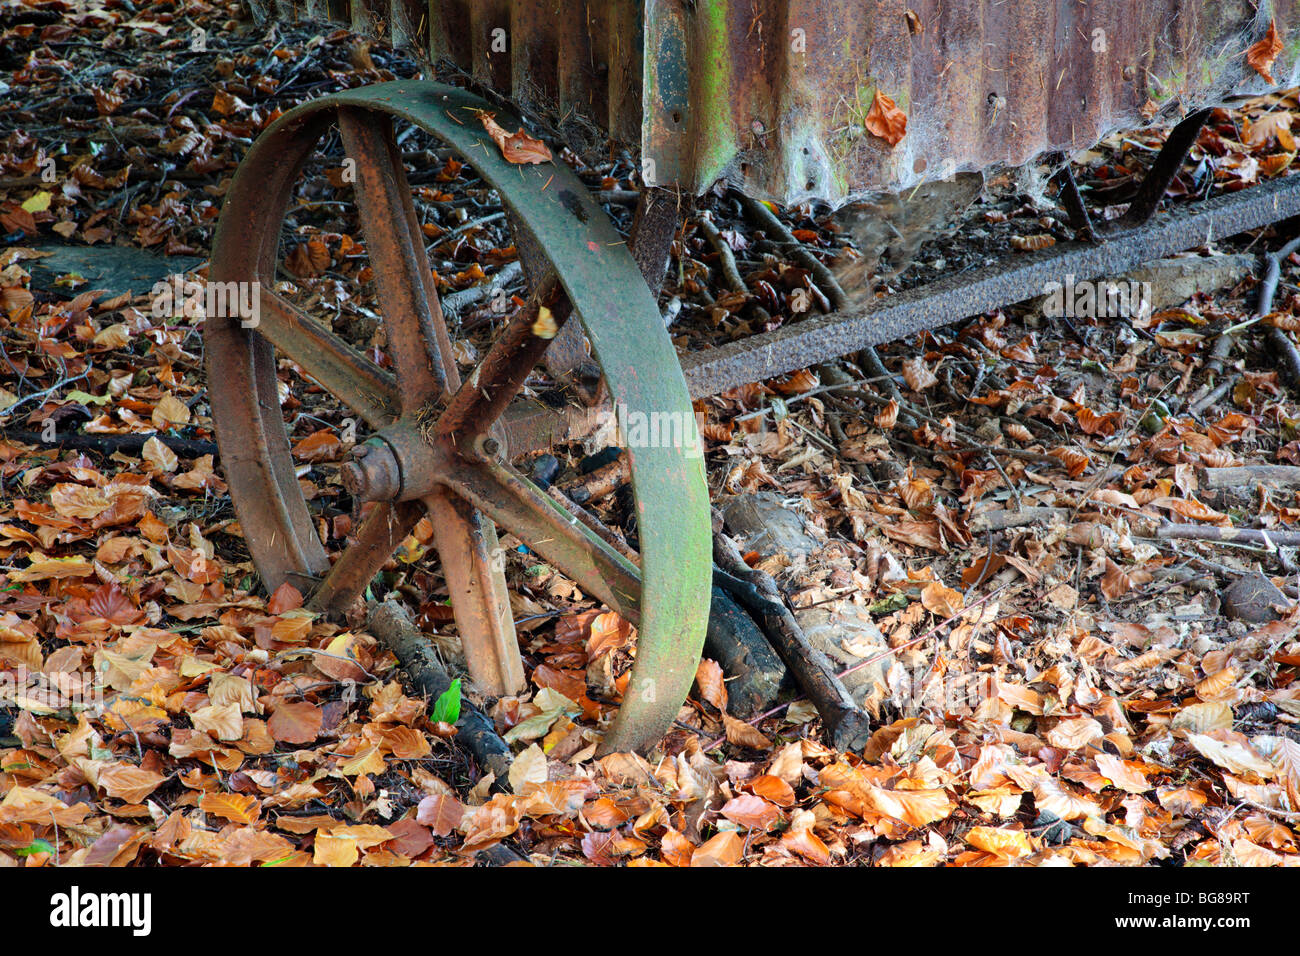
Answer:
(283, 1, 1300, 205)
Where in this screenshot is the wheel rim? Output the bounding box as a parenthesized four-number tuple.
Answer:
(205, 82, 711, 754)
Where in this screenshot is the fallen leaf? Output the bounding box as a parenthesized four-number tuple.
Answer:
(479, 113, 553, 164)
(865, 89, 907, 146)
(1247, 20, 1284, 84)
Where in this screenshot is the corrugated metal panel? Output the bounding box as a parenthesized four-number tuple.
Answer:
(280, 1, 1300, 206)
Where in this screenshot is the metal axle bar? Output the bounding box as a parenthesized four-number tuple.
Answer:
(680, 173, 1300, 399)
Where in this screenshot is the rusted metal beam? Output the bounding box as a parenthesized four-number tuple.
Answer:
(680, 173, 1300, 399)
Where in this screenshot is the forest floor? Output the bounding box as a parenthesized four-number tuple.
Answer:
(1, 0, 1300, 866)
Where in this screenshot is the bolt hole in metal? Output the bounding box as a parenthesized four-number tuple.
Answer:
(205, 84, 710, 754)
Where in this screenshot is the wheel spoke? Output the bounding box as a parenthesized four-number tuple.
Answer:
(257, 289, 398, 428)
(441, 456, 641, 623)
(436, 285, 571, 446)
(337, 108, 449, 408)
(306, 500, 424, 615)
(423, 490, 525, 696)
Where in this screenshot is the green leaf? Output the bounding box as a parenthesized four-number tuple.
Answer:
(64, 389, 111, 406)
(430, 678, 461, 725)
(15, 839, 54, 857)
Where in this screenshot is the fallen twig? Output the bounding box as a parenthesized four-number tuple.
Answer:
(696, 214, 746, 293)
(0, 428, 219, 458)
(712, 532, 872, 751)
(1260, 236, 1300, 387)
(1157, 522, 1300, 548)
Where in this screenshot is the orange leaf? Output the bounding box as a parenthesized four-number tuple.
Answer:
(695, 658, 728, 712)
(864, 89, 907, 146)
(720, 793, 782, 830)
(691, 830, 744, 866)
(200, 791, 260, 825)
(479, 113, 553, 165)
(865, 787, 955, 826)
(267, 700, 322, 744)
(781, 824, 831, 864)
(292, 429, 343, 463)
(1247, 20, 1284, 84)
(920, 581, 963, 618)
(266, 581, 303, 615)
(586, 611, 633, 661)
(1094, 753, 1150, 794)
(416, 794, 464, 836)
(966, 825, 1033, 858)
(98, 764, 165, 804)
(749, 774, 796, 807)
(723, 714, 772, 750)
(661, 827, 695, 867)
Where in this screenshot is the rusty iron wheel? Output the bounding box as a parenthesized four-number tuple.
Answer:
(205, 83, 711, 754)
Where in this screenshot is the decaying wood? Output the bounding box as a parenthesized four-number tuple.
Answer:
(559, 454, 629, 506)
(712, 533, 873, 751)
(1261, 237, 1300, 387)
(704, 585, 790, 719)
(968, 506, 1068, 532)
(1200, 465, 1300, 490)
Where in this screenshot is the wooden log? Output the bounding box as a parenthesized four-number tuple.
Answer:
(968, 507, 1068, 532)
(1200, 466, 1300, 490)
(704, 585, 790, 719)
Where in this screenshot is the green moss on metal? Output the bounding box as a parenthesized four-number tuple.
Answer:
(689, 0, 738, 191)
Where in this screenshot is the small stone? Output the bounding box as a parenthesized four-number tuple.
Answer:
(718, 492, 821, 558)
(1222, 570, 1291, 623)
(1139, 399, 1170, 435)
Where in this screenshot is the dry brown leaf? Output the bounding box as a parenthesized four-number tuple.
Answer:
(267, 700, 322, 744)
(965, 826, 1033, 858)
(723, 714, 773, 750)
(479, 113, 553, 164)
(98, 764, 165, 804)
(720, 793, 782, 830)
(1172, 701, 1234, 734)
(1046, 716, 1103, 750)
(1187, 733, 1275, 778)
(691, 830, 744, 866)
(695, 657, 728, 712)
(200, 791, 260, 825)
(920, 581, 963, 618)
(865, 786, 954, 826)
(864, 89, 907, 146)
(901, 356, 938, 391)
(416, 793, 464, 837)
(1247, 20, 1284, 84)
(749, 774, 796, 807)
(1094, 753, 1150, 794)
